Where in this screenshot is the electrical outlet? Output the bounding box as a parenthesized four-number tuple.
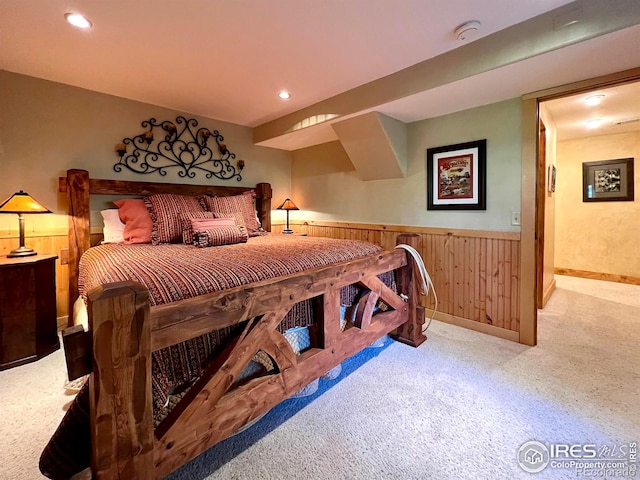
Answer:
(511, 212, 521, 226)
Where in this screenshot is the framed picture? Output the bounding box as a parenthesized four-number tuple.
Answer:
(548, 165, 556, 193)
(582, 158, 634, 202)
(426, 139, 486, 210)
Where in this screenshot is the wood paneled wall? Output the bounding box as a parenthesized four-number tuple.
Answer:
(2, 223, 521, 340)
(274, 221, 521, 340)
(0, 232, 69, 323)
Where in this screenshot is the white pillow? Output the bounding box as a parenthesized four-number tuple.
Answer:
(100, 208, 125, 243)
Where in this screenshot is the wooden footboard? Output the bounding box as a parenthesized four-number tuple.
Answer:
(73, 235, 424, 479)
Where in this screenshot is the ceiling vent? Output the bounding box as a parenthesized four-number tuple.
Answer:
(615, 118, 640, 125)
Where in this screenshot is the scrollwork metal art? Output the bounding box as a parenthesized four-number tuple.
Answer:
(114, 116, 244, 181)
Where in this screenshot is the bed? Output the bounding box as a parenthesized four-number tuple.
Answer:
(45, 169, 426, 479)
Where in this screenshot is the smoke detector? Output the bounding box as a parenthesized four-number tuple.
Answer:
(454, 20, 481, 41)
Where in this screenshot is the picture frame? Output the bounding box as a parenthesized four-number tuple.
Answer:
(548, 165, 556, 193)
(582, 158, 634, 202)
(426, 139, 486, 210)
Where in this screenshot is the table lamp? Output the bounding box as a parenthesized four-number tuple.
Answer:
(0, 190, 51, 257)
(276, 198, 299, 234)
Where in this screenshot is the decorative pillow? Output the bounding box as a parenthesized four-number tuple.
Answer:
(193, 225, 249, 247)
(212, 211, 246, 229)
(144, 194, 204, 245)
(100, 209, 125, 244)
(191, 216, 237, 231)
(199, 191, 262, 235)
(178, 211, 215, 244)
(113, 199, 153, 244)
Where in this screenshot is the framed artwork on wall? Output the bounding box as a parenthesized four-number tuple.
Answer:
(582, 158, 634, 202)
(548, 165, 557, 193)
(426, 139, 486, 210)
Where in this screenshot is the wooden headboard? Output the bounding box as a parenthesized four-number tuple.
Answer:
(58, 169, 272, 325)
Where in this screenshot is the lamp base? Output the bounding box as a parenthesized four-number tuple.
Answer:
(8, 246, 37, 258)
(282, 229, 294, 234)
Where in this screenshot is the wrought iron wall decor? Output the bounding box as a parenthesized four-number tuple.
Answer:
(114, 116, 244, 181)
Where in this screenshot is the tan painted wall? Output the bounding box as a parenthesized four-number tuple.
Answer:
(555, 130, 640, 277)
(291, 99, 522, 232)
(0, 70, 292, 236)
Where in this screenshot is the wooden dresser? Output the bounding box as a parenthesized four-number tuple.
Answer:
(0, 254, 59, 370)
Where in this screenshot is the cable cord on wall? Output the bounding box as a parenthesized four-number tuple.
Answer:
(395, 244, 438, 332)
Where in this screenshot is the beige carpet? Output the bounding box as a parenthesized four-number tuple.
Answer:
(1, 275, 638, 479)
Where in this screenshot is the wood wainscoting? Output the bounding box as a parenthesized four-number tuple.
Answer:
(2, 224, 522, 341)
(0, 231, 69, 328)
(274, 221, 521, 342)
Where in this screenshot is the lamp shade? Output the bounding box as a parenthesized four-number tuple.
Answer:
(0, 191, 51, 214)
(276, 197, 299, 234)
(276, 198, 299, 211)
(0, 191, 51, 257)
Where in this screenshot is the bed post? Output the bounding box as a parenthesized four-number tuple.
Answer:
(392, 233, 427, 347)
(255, 182, 272, 232)
(88, 280, 154, 479)
(66, 169, 91, 327)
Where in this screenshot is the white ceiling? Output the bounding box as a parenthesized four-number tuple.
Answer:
(543, 80, 640, 141)
(1, 0, 639, 146)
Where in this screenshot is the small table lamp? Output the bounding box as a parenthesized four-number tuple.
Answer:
(0, 190, 51, 257)
(276, 197, 299, 234)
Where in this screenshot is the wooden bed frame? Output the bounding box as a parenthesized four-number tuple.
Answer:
(58, 169, 426, 479)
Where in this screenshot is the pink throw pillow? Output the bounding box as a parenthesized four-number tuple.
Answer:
(191, 217, 236, 231)
(113, 199, 153, 244)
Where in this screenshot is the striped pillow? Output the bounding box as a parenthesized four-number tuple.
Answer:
(193, 225, 249, 247)
(199, 191, 262, 235)
(182, 215, 237, 244)
(145, 194, 204, 245)
(179, 211, 216, 244)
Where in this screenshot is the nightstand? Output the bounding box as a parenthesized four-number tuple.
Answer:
(0, 254, 59, 370)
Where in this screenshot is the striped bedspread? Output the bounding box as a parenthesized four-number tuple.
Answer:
(78, 233, 387, 411)
(79, 233, 383, 310)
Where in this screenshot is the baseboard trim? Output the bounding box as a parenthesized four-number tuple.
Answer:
(554, 268, 640, 286)
(541, 278, 556, 308)
(427, 310, 519, 343)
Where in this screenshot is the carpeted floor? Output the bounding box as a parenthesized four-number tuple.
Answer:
(1, 275, 638, 479)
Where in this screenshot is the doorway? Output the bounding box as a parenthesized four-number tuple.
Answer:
(519, 67, 640, 346)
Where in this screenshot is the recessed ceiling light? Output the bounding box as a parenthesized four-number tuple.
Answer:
(278, 91, 291, 100)
(584, 94, 604, 106)
(586, 118, 603, 129)
(65, 13, 92, 29)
